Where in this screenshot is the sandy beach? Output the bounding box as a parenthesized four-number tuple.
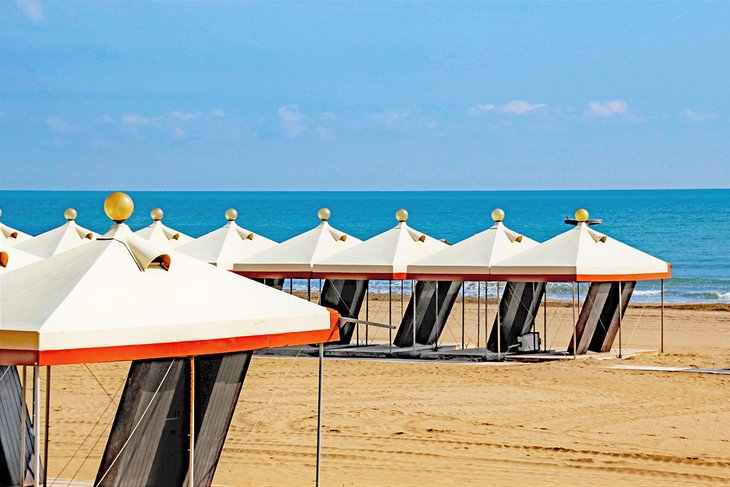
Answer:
(32, 296, 730, 486)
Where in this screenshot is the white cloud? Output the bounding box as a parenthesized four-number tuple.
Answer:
(211, 108, 226, 117)
(121, 112, 153, 125)
(681, 109, 716, 122)
(370, 111, 409, 126)
(588, 100, 628, 117)
(467, 101, 546, 116)
(321, 112, 337, 121)
(46, 115, 75, 134)
(16, 0, 43, 22)
(315, 127, 331, 138)
(170, 111, 198, 121)
(499, 100, 547, 114)
(277, 105, 306, 137)
(173, 127, 187, 139)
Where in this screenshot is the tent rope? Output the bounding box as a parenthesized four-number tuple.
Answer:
(0, 366, 10, 384)
(84, 364, 119, 407)
(50, 372, 126, 486)
(226, 348, 304, 472)
(624, 281, 656, 350)
(94, 359, 176, 487)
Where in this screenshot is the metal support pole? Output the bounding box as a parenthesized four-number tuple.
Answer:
(542, 282, 547, 352)
(484, 282, 489, 357)
(434, 283, 439, 351)
(316, 343, 324, 487)
(361, 282, 368, 346)
(572, 282, 577, 360)
(33, 366, 40, 487)
(307, 278, 312, 302)
(21, 365, 26, 485)
(388, 280, 392, 353)
(476, 281, 481, 348)
(660, 279, 665, 354)
(401, 280, 404, 317)
(189, 356, 195, 487)
(43, 367, 50, 487)
(461, 283, 465, 349)
(289, 278, 293, 295)
(412, 279, 417, 355)
(618, 282, 623, 359)
(496, 282, 501, 360)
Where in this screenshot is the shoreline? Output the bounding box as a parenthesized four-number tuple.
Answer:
(294, 291, 730, 312)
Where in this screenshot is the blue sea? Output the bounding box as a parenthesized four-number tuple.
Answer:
(1, 190, 728, 304)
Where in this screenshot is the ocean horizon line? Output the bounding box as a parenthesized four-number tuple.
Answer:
(2, 187, 729, 194)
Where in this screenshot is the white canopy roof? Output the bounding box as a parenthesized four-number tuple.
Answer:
(176, 209, 277, 270)
(0, 210, 32, 245)
(135, 208, 193, 248)
(15, 209, 96, 259)
(0, 199, 338, 366)
(490, 212, 671, 282)
(312, 209, 448, 279)
(233, 209, 362, 278)
(0, 234, 41, 274)
(408, 211, 538, 280)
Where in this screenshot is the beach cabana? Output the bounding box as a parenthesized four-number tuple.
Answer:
(0, 192, 339, 487)
(491, 209, 671, 357)
(313, 209, 448, 353)
(14, 208, 96, 259)
(134, 207, 193, 248)
(234, 208, 367, 344)
(177, 208, 276, 271)
(0, 209, 32, 245)
(408, 209, 541, 357)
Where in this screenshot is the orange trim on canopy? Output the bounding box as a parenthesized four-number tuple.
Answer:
(490, 268, 671, 283)
(232, 270, 313, 279)
(311, 271, 407, 280)
(406, 272, 489, 281)
(0, 309, 340, 366)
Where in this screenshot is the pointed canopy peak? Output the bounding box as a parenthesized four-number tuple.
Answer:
(491, 208, 505, 222)
(318, 207, 331, 221)
(104, 192, 134, 223)
(396, 208, 409, 222)
(64, 208, 77, 221)
(150, 207, 164, 221)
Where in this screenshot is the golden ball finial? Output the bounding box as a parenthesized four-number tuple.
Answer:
(0, 209, 3, 218)
(104, 192, 134, 222)
(575, 208, 589, 222)
(395, 208, 409, 222)
(317, 207, 331, 221)
(64, 208, 77, 221)
(491, 208, 505, 222)
(150, 207, 164, 221)
(225, 208, 238, 221)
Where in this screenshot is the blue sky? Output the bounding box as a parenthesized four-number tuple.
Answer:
(1, 1, 728, 190)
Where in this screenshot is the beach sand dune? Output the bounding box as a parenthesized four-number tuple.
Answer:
(32, 297, 730, 486)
